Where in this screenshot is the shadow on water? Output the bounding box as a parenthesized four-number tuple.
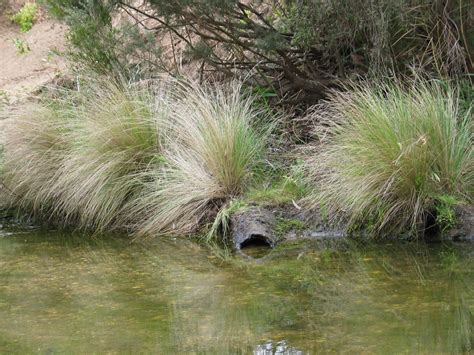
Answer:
(0, 227, 472, 353)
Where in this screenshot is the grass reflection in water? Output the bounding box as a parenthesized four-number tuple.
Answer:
(0, 229, 472, 353)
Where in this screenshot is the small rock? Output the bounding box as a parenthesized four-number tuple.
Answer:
(447, 205, 474, 242)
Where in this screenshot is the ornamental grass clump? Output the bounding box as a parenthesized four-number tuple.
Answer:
(307, 80, 473, 236)
(132, 81, 271, 236)
(2, 78, 273, 237)
(51, 79, 169, 231)
(2, 78, 170, 231)
(2, 103, 70, 216)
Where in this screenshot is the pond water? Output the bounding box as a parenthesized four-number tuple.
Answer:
(0, 227, 472, 354)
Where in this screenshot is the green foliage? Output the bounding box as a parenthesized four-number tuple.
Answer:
(55, 0, 124, 75)
(435, 195, 459, 232)
(436, 206, 457, 233)
(45, 0, 161, 77)
(37, 0, 472, 106)
(50, 0, 473, 102)
(274, 217, 305, 238)
(12, 38, 30, 54)
(306, 80, 473, 237)
(245, 177, 304, 206)
(245, 158, 307, 205)
(245, 181, 297, 205)
(206, 199, 249, 242)
(10, 2, 37, 32)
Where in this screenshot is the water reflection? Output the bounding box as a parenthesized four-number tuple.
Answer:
(254, 340, 303, 355)
(0, 230, 472, 353)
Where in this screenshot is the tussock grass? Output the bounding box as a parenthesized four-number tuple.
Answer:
(2, 78, 273, 237)
(3, 78, 170, 231)
(132, 81, 271, 236)
(51, 79, 169, 231)
(306, 80, 473, 236)
(3, 103, 70, 216)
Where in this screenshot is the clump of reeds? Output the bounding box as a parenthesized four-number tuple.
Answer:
(306, 80, 473, 236)
(2, 78, 170, 230)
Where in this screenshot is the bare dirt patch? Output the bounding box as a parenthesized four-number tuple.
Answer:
(0, 10, 66, 102)
(0, 1, 67, 143)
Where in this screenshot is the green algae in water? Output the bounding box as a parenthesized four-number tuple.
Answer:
(0, 229, 472, 353)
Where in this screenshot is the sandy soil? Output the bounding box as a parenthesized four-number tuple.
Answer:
(0, 2, 67, 143)
(0, 13, 67, 102)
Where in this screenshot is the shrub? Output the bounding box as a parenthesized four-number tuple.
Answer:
(46, 0, 162, 78)
(10, 2, 38, 32)
(306, 80, 473, 236)
(132, 81, 272, 236)
(47, 0, 473, 103)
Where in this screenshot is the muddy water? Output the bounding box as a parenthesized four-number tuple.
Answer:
(0, 227, 472, 353)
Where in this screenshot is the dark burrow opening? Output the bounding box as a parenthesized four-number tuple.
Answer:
(239, 234, 273, 249)
(423, 212, 441, 242)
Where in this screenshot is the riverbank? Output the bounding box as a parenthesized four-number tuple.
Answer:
(230, 204, 474, 250)
(0, 3, 472, 247)
(1, 76, 472, 247)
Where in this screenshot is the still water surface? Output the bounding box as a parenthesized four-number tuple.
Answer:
(0, 227, 472, 353)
